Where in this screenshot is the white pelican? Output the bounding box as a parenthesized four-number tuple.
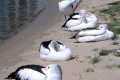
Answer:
(58, 0, 83, 20)
(65, 9, 98, 31)
(39, 40, 72, 61)
(74, 24, 114, 42)
(62, 9, 106, 28)
(6, 64, 62, 80)
(76, 24, 108, 37)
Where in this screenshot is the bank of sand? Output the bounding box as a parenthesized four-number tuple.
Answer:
(0, 0, 120, 80)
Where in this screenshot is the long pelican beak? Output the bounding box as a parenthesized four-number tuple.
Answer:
(95, 14, 106, 21)
(85, 11, 93, 16)
(42, 67, 48, 71)
(85, 11, 106, 21)
(74, 0, 83, 11)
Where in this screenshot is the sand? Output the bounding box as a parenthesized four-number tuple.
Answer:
(0, 0, 120, 80)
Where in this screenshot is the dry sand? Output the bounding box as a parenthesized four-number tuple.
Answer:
(0, 0, 120, 80)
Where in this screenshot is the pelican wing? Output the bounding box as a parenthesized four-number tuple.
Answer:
(49, 40, 60, 52)
(77, 29, 106, 36)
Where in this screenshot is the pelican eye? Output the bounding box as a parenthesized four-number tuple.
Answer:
(100, 26, 103, 28)
(48, 67, 50, 69)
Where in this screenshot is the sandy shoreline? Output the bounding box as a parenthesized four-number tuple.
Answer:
(0, 0, 120, 80)
(0, 0, 60, 78)
(0, 0, 59, 66)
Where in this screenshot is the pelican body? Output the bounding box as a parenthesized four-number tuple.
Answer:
(6, 64, 62, 80)
(65, 10, 98, 31)
(75, 24, 114, 42)
(77, 24, 108, 36)
(40, 40, 72, 61)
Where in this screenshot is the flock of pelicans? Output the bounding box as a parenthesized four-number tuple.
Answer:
(6, 0, 115, 80)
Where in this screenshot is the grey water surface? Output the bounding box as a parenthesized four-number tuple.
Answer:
(0, 0, 47, 45)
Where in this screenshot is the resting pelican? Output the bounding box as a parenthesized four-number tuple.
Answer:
(6, 64, 62, 80)
(58, 0, 83, 20)
(39, 40, 72, 61)
(65, 9, 98, 31)
(73, 24, 108, 38)
(74, 24, 114, 42)
(62, 9, 106, 28)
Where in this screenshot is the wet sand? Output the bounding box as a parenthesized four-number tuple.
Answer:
(0, 0, 120, 80)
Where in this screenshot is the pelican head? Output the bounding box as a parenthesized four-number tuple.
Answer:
(98, 24, 108, 30)
(79, 9, 87, 16)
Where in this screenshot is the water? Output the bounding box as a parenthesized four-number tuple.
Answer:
(0, 0, 47, 45)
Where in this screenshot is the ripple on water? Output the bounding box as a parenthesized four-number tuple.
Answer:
(0, 0, 47, 45)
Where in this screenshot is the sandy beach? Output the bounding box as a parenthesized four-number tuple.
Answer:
(0, 0, 120, 80)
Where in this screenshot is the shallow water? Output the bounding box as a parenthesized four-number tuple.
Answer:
(0, 0, 47, 45)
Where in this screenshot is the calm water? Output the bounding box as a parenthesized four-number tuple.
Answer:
(0, 0, 47, 45)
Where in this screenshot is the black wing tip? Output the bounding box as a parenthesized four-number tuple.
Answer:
(6, 72, 16, 79)
(61, 24, 66, 28)
(70, 36, 76, 39)
(69, 13, 79, 18)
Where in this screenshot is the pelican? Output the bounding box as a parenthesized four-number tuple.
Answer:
(65, 9, 98, 31)
(58, 0, 83, 20)
(74, 24, 114, 42)
(39, 40, 72, 61)
(74, 24, 108, 37)
(62, 9, 106, 28)
(6, 64, 62, 80)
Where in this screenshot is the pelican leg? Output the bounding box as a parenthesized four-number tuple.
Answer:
(74, 0, 83, 11)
